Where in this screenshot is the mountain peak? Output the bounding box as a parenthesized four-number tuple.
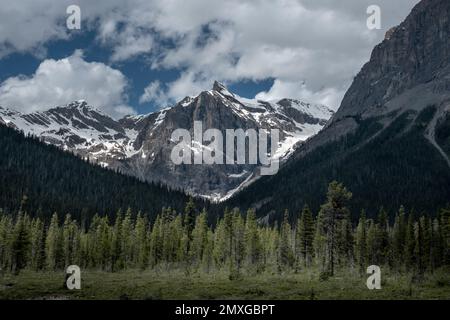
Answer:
(212, 81, 227, 91)
(212, 81, 234, 98)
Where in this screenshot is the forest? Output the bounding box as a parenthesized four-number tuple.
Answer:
(0, 123, 203, 223)
(1, 182, 449, 279)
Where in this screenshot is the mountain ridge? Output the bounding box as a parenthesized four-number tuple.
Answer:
(223, 0, 450, 219)
(0, 82, 334, 200)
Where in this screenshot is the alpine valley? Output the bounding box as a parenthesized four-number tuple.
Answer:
(0, 81, 334, 201)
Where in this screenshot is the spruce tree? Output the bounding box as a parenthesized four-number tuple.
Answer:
(318, 181, 352, 276)
(296, 205, 315, 268)
(377, 207, 390, 265)
(134, 212, 148, 269)
(404, 213, 416, 268)
(278, 210, 294, 272)
(45, 213, 62, 270)
(440, 208, 450, 266)
(11, 213, 31, 274)
(191, 209, 209, 268)
(392, 206, 406, 270)
(244, 209, 262, 272)
(30, 217, 45, 271)
(355, 210, 367, 273)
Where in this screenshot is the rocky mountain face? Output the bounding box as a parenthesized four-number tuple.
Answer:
(0, 82, 334, 200)
(224, 0, 450, 219)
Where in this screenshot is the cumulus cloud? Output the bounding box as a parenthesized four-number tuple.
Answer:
(255, 79, 344, 108)
(0, 50, 133, 118)
(139, 81, 169, 106)
(0, 0, 420, 109)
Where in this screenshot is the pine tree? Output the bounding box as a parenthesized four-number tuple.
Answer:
(232, 210, 245, 275)
(190, 209, 209, 268)
(430, 217, 443, 270)
(366, 219, 378, 265)
(30, 217, 45, 271)
(244, 209, 262, 272)
(121, 209, 133, 268)
(149, 215, 163, 267)
(440, 208, 450, 266)
(404, 213, 416, 268)
(414, 218, 425, 274)
(11, 213, 31, 274)
(212, 217, 228, 269)
(422, 215, 432, 271)
(62, 214, 79, 268)
(278, 210, 294, 272)
(45, 213, 62, 270)
(111, 210, 123, 271)
(355, 210, 367, 273)
(134, 212, 148, 269)
(318, 181, 352, 276)
(296, 205, 315, 269)
(0, 214, 13, 272)
(392, 206, 406, 270)
(377, 207, 390, 265)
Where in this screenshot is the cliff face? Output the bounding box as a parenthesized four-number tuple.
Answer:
(225, 0, 450, 218)
(334, 0, 450, 122)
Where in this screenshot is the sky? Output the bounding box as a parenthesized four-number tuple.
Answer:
(0, 0, 420, 118)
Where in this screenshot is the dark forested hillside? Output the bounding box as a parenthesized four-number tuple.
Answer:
(225, 107, 450, 221)
(0, 124, 203, 223)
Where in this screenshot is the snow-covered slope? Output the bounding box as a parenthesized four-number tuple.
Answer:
(0, 82, 334, 200)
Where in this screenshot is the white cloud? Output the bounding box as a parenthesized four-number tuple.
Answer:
(0, 50, 133, 118)
(255, 79, 344, 109)
(139, 81, 169, 106)
(0, 0, 421, 109)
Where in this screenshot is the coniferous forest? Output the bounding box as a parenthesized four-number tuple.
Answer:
(1, 182, 449, 280)
(1, 116, 449, 300)
(0, 123, 204, 223)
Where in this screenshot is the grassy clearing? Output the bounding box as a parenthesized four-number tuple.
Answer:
(0, 269, 449, 300)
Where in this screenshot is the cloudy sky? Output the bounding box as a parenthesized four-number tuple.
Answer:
(0, 0, 419, 118)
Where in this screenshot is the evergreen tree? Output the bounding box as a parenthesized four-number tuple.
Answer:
(366, 219, 378, 265)
(296, 205, 315, 268)
(318, 181, 352, 276)
(121, 209, 133, 268)
(0, 214, 13, 272)
(62, 214, 79, 268)
(392, 206, 407, 270)
(404, 213, 416, 268)
(134, 212, 148, 269)
(11, 213, 31, 274)
(45, 213, 62, 270)
(377, 207, 390, 265)
(244, 209, 262, 272)
(278, 210, 294, 271)
(191, 209, 209, 268)
(440, 208, 450, 266)
(111, 210, 123, 271)
(355, 210, 367, 273)
(30, 217, 45, 271)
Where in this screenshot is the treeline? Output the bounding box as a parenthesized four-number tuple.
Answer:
(0, 182, 449, 277)
(226, 107, 450, 218)
(0, 123, 199, 222)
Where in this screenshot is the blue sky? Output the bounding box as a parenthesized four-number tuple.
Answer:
(0, 0, 419, 118)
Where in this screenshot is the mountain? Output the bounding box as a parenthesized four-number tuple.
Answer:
(0, 82, 334, 200)
(224, 0, 450, 220)
(0, 122, 199, 222)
